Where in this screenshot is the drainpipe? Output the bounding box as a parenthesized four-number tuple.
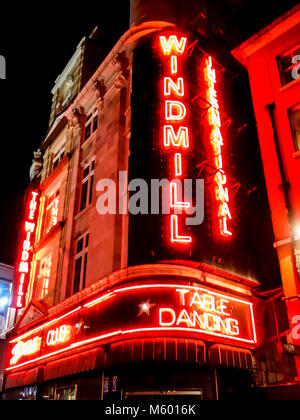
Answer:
(266, 103, 300, 280)
(267, 103, 300, 387)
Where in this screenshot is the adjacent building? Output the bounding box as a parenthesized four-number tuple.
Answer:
(232, 3, 300, 391)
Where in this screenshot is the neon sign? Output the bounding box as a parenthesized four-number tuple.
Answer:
(159, 289, 240, 336)
(9, 325, 73, 366)
(7, 283, 256, 371)
(51, 198, 59, 228)
(41, 256, 52, 300)
(46, 325, 72, 347)
(159, 34, 192, 245)
(10, 336, 42, 366)
(13, 190, 40, 309)
(205, 57, 232, 238)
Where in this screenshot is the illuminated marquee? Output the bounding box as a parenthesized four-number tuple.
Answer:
(7, 283, 256, 371)
(205, 57, 232, 238)
(159, 34, 192, 245)
(10, 336, 42, 366)
(13, 190, 40, 309)
(10, 324, 73, 366)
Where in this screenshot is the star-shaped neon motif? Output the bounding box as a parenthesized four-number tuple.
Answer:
(138, 300, 156, 317)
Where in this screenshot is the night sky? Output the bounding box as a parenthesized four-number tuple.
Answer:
(0, 0, 298, 267)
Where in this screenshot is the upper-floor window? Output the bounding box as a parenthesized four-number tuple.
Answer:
(278, 44, 300, 86)
(44, 190, 60, 235)
(84, 110, 98, 142)
(80, 160, 95, 212)
(288, 104, 300, 152)
(73, 232, 89, 294)
(53, 145, 66, 170)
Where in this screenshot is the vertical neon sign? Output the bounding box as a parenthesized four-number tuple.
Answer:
(160, 34, 192, 245)
(13, 190, 40, 309)
(205, 57, 232, 238)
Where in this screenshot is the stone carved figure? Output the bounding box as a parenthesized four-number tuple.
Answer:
(29, 149, 43, 181)
(0, 55, 6, 80)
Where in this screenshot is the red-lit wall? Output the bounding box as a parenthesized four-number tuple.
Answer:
(245, 23, 300, 298)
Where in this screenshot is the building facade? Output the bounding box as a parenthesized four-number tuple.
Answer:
(1, 0, 298, 400)
(232, 4, 300, 388)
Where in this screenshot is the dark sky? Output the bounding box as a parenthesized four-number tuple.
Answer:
(0, 0, 299, 266)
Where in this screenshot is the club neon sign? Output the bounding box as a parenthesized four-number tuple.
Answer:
(13, 190, 40, 309)
(205, 57, 232, 238)
(7, 283, 256, 371)
(159, 34, 192, 245)
(46, 324, 72, 347)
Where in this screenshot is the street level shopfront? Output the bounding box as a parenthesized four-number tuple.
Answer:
(2, 264, 260, 400)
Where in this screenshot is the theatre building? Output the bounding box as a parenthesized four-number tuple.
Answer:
(2, 0, 296, 400)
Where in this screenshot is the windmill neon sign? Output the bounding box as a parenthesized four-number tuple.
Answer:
(160, 34, 192, 245)
(13, 190, 40, 309)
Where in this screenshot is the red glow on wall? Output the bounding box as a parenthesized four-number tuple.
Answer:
(205, 57, 233, 238)
(159, 34, 192, 245)
(13, 190, 40, 309)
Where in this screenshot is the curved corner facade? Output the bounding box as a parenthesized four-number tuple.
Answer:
(2, 3, 299, 401)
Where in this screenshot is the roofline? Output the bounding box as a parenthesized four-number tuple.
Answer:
(51, 37, 86, 95)
(232, 4, 300, 67)
(42, 21, 175, 146)
(64, 20, 176, 120)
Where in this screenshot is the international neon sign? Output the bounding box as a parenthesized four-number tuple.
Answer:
(205, 57, 232, 238)
(159, 34, 192, 245)
(7, 283, 256, 371)
(13, 190, 40, 309)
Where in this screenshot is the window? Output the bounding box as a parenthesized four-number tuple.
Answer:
(288, 104, 300, 151)
(80, 160, 95, 212)
(53, 145, 65, 170)
(54, 386, 77, 401)
(84, 110, 98, 142)
(278, 44, 300, 86)
(44, 190, 60, 234)
(73, 233, 89, 294)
